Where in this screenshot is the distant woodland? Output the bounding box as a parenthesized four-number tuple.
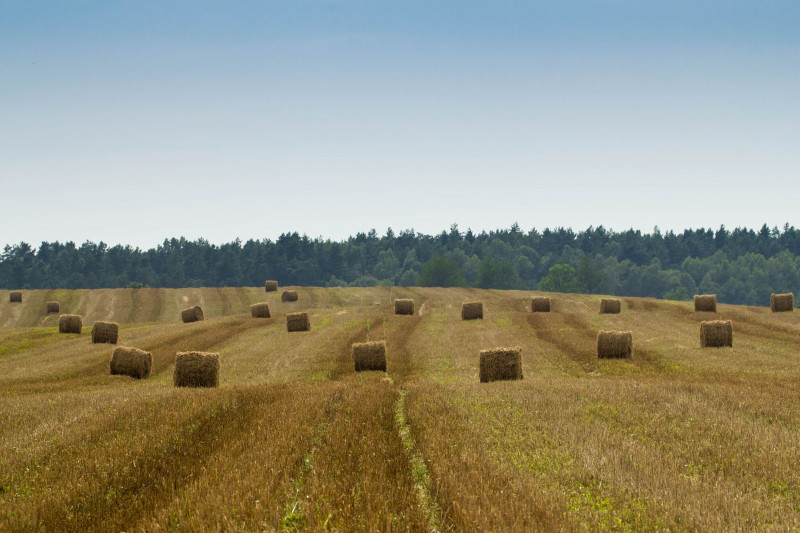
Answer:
(3, 223, 800, 306)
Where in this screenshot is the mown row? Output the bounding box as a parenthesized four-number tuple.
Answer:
(2, 287, 800, 531)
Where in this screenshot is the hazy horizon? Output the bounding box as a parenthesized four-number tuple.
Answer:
(2, 1, 798, 249)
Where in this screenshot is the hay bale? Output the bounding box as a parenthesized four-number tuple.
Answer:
(181, 305, 204, 323)
(110, 346, 152, 379)
(694, 294, 717, 312)
(9, 291, 22, 303)
(91, 321, 119, 344)
(352, 341, 387, 372)
(599, 298, 621, 314)
(597, 331, 633, 358)
(281, 290, 299, 302)
(265, 280, 279, 292)
(461, 301, 483, 320)
(250, 302, 271, 318)
(58, 314, 82, 334)
(531, 297, 551, 313)
(287, 312, 310, 332)
(394, 299, 415, 315)
(700, 320, 733, 347)
(46, 301, 60, 313)
(479, 347, 523, 383)
(771, 293, 794, 313)
(173, 351, 220, 388)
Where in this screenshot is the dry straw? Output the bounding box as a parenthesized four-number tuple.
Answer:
(599, 298, 621, 314)
(700, 320, 733, 347)
(771, 293, 794, 313)
(287, 312, 310, 332)
(9, 291, 22, 303)
(181, 305, 204, 323)
(174, 351, 220, 388)
(597, 331, 633, 358)
(461, 301, 483, 320)
(394, 298, 415, 315)
(250, 302, 271, 318)
(352, 341, 387, 372)
(58, 314, 82, 334)
(110, 346, 152, 379)
(46, 301, 60, 313)
(479, 347, 523, 383)
(91, 321, 119, 344)
(694, 294, 717, 312)
(531, 297, 551, 313)
(281, 290, 299, 302)
(265, 280, 279, 292)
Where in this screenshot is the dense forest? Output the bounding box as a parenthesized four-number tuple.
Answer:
(2, 223, 800, 306)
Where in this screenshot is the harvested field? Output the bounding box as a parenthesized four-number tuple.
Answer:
(2, 286, 800, 531)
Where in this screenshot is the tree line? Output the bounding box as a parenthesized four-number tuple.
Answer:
(2, 223, 800, 306)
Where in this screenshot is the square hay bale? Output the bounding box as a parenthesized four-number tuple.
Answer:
(46, 301, 60, 313)
(597, 331, 633, 358)
(174, 351, 220, 388)
(281, 290, 299, 302)
(92, 321, 119, 344)
(771, 293, 794, 313)
(181, 305, 204, 323)
(700, 320, 733, 347)
(352, 341, 387, 372)
(9, 291, 22, 303)
(599, 298, 621, 314)
(461, 301, 483, 320)
(265, 280, 279, 292)
(287, 312, 310, 332)
(250, 302, 271, 318)
(531, 297, 551, 313)
(110, 346, 152, 379)
(694, 294, 717, 312)
(394, 298, 415, 315)
(479, 347, 523, 383)
(58, 314, 82, 334)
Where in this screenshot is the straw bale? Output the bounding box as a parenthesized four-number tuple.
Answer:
(352, 341, 387, 372)
(58, 314, 82, 334)
(173, 351, 220, 388)
(181, 305, 204, 323)
(461, 301, 483, 320)
(394, 299, 415, 315)
(9, 291, 22, 303)
(91, 321, 119, 344)
(479, 347, 523, 383)
(700, 320, 733, 347)
(110, 346, 152, 379)
(599, 298, 621, 314)
(532, 297, 551, 313)
(265, 280, 279, 292)
(46, 301, 60, 313)
(287, 312, 310, 332)
(250, 302, 271, 318)
(694, 294, 717, 312)
(771, 293, 794, 313)
(281, 290, 299, 302)
(597, 331, 633, 358)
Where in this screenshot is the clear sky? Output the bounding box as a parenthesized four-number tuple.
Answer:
(2, 1, 798, 248)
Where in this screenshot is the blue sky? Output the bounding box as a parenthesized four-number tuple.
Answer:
(2, 1, 798, 248)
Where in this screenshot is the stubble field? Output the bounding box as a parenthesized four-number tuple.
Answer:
(1, 286, 800, 532)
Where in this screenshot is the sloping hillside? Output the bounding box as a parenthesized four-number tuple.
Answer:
(2, 287, 800, 531)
